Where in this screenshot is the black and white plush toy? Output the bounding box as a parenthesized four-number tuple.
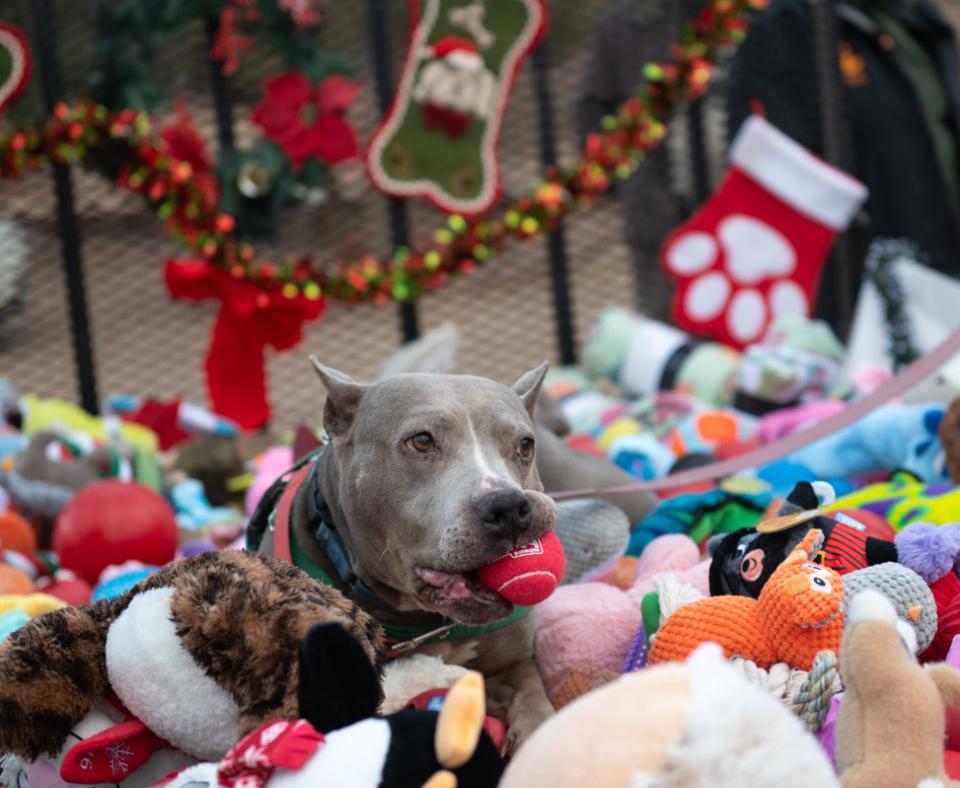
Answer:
(156, 623, 504, 788)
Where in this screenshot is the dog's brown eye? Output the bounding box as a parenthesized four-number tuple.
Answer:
(517, 436, 535, 459)
(407, 432, 435, 452)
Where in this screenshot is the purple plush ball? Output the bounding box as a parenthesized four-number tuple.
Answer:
(178, 540, 217, 559)
(895, 522, 960, 583)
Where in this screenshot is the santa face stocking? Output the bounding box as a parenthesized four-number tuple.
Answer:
(367, 0, 547, 214)
(661, 116, 867, 349)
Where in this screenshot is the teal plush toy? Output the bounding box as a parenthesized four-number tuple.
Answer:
(788, 404, 948, 485)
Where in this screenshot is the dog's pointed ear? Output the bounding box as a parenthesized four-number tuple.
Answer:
(298, 623, 382, 733)
(511, 361, 549, 416)
(310, 357, 369, 437)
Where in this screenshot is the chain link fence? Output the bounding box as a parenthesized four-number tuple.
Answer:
(0, 0, 882, 425)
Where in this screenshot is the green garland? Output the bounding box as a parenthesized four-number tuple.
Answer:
(0, 0, 766, 306)
(87, 0, 352, 242)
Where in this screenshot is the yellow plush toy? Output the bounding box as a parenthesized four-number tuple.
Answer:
(0, 593, 65, 618)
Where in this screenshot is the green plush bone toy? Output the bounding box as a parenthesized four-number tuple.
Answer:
(367, 0, 547, 214)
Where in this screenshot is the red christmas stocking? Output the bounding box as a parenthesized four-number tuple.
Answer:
(661, 116, 867, 349)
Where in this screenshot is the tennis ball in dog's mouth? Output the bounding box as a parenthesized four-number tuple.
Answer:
(476, 531, 566, 605)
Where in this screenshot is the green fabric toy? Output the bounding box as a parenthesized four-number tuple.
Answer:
(628, 480, 772, 556)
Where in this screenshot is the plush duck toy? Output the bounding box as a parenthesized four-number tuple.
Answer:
(709, 481, 896, 597)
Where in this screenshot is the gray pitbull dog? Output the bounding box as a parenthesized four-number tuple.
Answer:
(256, 358, 558, 753)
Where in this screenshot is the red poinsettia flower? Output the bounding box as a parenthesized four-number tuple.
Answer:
(161, 100, 212, 174)
(251, 72, 359, 170)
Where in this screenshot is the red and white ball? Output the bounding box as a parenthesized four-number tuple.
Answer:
(477, 530, 566, 606)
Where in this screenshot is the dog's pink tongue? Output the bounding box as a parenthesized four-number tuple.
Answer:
(418, 568, 475, 601)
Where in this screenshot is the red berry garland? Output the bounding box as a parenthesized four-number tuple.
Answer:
(0, 0, 763, 308)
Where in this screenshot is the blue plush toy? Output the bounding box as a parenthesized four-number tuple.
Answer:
(609, 433, 677, 481)
(171, 478, 244, 531)
(91, 567, 159, 601)
(0, 610, 28, 643)
(787, 403, 948, 484)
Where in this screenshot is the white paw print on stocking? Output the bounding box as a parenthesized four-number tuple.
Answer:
(665, 214, 809, 345)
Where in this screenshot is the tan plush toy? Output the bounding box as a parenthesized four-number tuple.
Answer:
(837, 589, 960, 788)
(499, 643, 838, 788)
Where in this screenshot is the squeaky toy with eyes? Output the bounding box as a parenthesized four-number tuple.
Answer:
(650, 529, 844, 670)
(709, 481, 896, 597)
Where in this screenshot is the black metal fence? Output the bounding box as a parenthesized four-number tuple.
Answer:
(0, 0, 845, 425)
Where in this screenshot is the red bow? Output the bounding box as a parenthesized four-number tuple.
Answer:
(153, 720, 324, 788)
(165, 261, 325, 430)
(217, 720, 324, 788)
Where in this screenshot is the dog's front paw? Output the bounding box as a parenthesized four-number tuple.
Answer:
(501, 704, 552, 758)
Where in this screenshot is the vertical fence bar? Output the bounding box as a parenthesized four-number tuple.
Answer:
(33, 0, 100, 414)
(366, 0, 420, 343)
(688, 99, 711, 205)
(810, 0, 857, 335)
(205, 16, 236, 154)
(532, 43, 577, 366)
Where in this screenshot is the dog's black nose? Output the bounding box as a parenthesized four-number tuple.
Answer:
(474, 488, 533, 541)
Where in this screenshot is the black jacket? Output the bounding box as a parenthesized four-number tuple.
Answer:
(576, 0, 725, 320)
(728, 0, 960, 282)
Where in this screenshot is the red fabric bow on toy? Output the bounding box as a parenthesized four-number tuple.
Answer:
(216, 720, 324, 788)
(165, 260, 325, 429)
(154, 720, 325, 788)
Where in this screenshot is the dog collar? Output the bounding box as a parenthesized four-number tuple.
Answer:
(264, 452, 532, 652)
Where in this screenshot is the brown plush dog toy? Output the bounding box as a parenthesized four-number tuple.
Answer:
(837, 589, 960, 787)
(0, 550, 384, 774)
(941, 397, 960, 485)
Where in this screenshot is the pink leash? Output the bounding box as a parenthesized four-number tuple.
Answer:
(549, 329, 960, 500)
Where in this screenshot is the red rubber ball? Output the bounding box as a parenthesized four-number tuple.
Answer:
(476, 530, 566, 606)
(54, 481, 177, 585)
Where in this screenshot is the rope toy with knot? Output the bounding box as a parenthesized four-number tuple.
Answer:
(730, 649, 841, 732)
(791, 650, 841, 731)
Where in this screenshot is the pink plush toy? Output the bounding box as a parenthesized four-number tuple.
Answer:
(245, 446, 294, 517)
(534, 534, 710, 706)
(477, 531, 566, 605)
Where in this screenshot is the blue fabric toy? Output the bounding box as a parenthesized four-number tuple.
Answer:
(91, 567, 159, 601)
(609, 433, 677, 481)
(787, 403, 948, 484)
(171, 478, 244, 531)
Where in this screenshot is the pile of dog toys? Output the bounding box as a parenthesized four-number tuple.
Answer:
(3, 304, 960, 787)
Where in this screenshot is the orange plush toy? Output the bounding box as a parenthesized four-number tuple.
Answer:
(649, 530, 844, 670)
